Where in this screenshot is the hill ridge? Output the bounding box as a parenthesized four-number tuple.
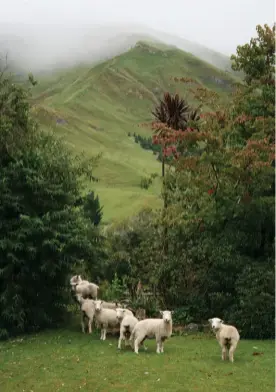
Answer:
(31, 42, 237, 222)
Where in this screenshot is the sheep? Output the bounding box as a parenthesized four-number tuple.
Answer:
(130, 310, 173, 354)
(208, 317, 240, 362)
(70, 275, 99, 300)
(101, 300, 122, 310)
(94, 300, 120, 340)
(115, 308, 134, 323)
(118, 315, 138, 350)
(77, 297, 95, 334)
(75, 295, 121, 334)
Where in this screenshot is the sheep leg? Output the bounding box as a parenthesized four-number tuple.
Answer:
(100, 328, 104, 340)
(103, 327, 107, 341)
(229, 342, 237, 363)
(221, 346, 227, 361)
(81, 313, 86, 334)
(134, 337, 141, 354)
(160, 341, 164, 353)
(118, 333, 124, 349)
(88, 319, 93, 334)
(156, 340, 161, 354)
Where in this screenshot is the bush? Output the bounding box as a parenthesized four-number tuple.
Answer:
(99, 273, 127, 302)
(229, 261, 275, 339)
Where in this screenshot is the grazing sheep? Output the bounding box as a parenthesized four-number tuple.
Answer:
(115, 308, 134, 323)
(94, 300, 120, 340)
(118, 315, 138, 350)
(70, 275, 99, 300)
(208, 317, 240, 362)
(130, 310, 173, 354)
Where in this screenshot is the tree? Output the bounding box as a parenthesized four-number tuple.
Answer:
(83, 191, 103, 226)
(231, 24, 275, 85)
(144, 24, 275, 338)
(0, 71, 102, 339)
(152, 92, 191, 131)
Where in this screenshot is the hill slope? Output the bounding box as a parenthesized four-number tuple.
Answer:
(31, 41, 237, 222)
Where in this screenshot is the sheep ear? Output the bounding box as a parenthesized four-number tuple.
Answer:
(208, 319, 212, 323)
(159, 310, 163, 316)
(221, 319, 224, 324)
(171, 311, 174, 315)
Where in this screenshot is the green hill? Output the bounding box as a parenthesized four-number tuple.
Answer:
(31, 41, 237, 223)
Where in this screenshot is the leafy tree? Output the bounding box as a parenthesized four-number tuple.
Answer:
(107, 23, 275, 338)
(159, 27, 274, 338)
(231, 24, 275, 85)
(83, 191, 103, 226)
(0, 72, 102, 339)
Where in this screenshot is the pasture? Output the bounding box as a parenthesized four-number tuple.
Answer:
(0, 328, 274, 392)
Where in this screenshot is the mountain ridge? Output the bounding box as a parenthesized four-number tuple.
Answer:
(0, 23, 237, 75)
(30, 40, 237, 222)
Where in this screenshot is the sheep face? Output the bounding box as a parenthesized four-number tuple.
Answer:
(70, 275, 82, 287)
(116, 308, 126, 321)
(94, 300, 103, 312)
(160, 310, 173, 323)
(208, 317, 224, 331)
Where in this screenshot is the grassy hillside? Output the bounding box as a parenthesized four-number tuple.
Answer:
(31, 41, 237, 223)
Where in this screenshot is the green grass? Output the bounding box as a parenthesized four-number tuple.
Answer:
(31, 41, 238, 223)
(0, 328, 274, 392)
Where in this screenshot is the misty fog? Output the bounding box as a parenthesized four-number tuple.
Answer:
(0, 0, 274, 73)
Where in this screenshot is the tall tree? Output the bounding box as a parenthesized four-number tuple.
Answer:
(83, 191, 103, 226)
(0, 72, 101, 339)
(147, 24, 275, 338)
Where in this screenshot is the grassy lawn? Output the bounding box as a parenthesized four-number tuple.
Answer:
(0, 328, 274, 392)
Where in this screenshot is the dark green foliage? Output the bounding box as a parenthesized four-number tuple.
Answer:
(140, 173, 158, 190)
(129, 132, 162, 158)
(0, 73, 102, 339)
(83, 191, 103, 226)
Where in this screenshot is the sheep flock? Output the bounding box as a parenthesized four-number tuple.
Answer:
(70, 275, 240, 361)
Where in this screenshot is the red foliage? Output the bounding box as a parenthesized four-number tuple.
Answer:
(199, 223, 205, 232)
(207, 188, 215, 195)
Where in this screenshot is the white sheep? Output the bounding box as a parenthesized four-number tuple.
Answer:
(70, 275, 99, 300)
(115, 308, 134, 323)
(101, 300, 122, 310)
(76, 295, 121, 334)
(78, 297, 95, 334)
(94, 300, 120, 340)
(130, 310, 173, 354)
(208, 317, 240, 362)
(118, 315, 138, 350)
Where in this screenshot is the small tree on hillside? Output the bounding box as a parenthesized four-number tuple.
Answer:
(83, 191, 103, 226)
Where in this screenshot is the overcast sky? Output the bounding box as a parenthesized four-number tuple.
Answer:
(0, 0, 274, 55)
